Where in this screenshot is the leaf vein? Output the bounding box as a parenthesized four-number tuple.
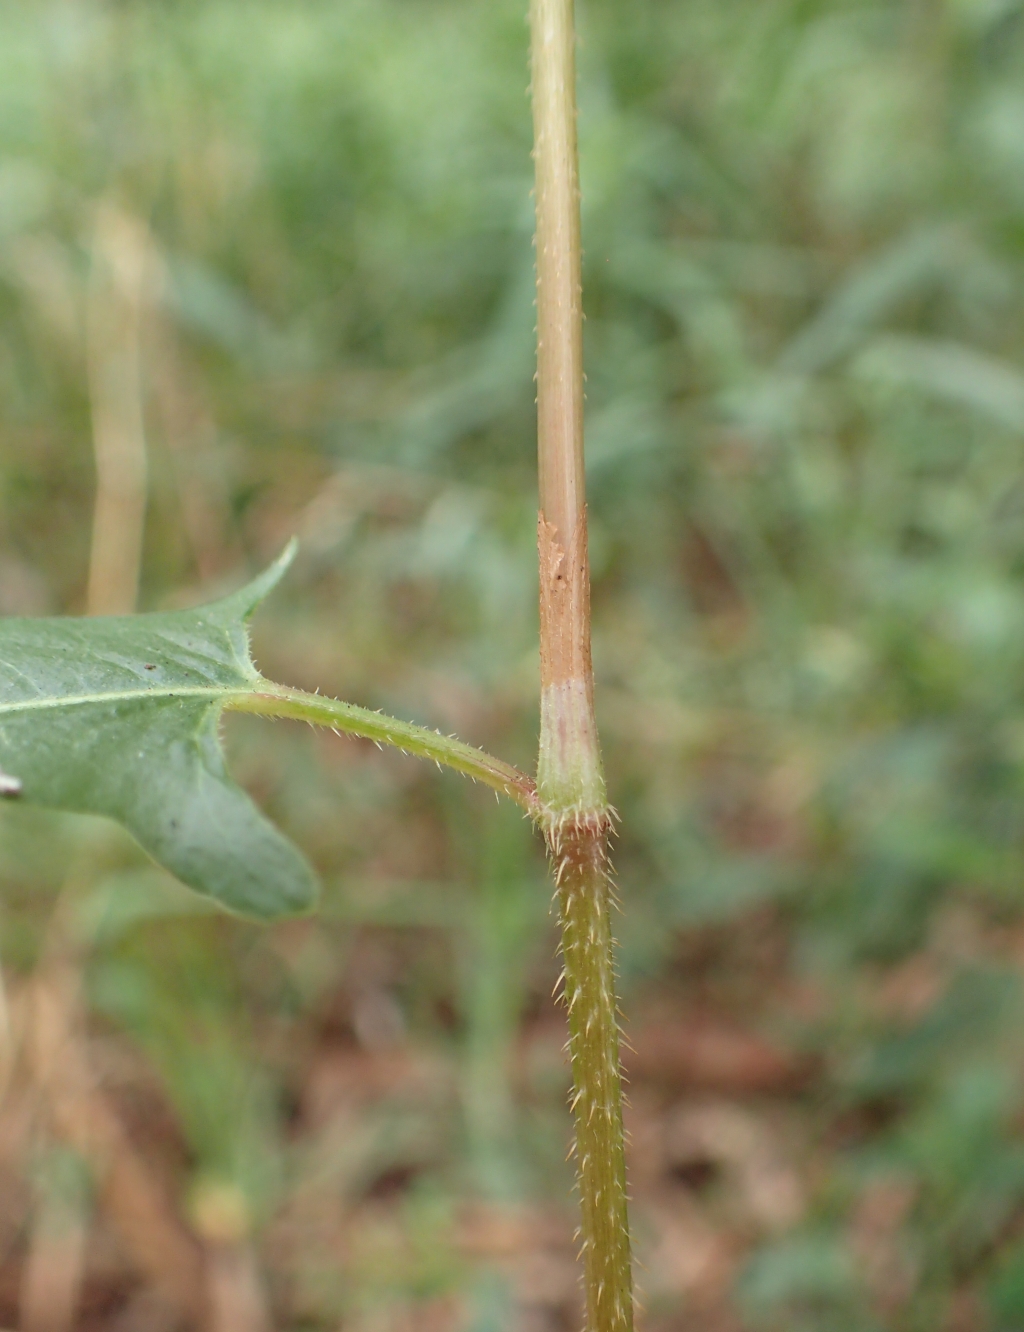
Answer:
(0, 685, 237, 717)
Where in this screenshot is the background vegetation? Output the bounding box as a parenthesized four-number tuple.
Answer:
(3, 0, 1024, 1327)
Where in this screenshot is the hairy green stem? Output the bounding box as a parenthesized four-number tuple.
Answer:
(554, 815, 632, 1332)
(226, 683, 540, 816)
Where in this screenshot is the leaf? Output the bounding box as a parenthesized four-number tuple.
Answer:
(0, 542, 317, 919)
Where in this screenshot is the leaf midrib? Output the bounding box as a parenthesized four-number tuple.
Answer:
(0, 684, 248, 717)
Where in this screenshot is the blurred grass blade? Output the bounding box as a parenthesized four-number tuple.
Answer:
(852, 334, 1024, 433)
(777, 225, 956, 374)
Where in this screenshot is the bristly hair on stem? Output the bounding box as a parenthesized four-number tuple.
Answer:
(227, 683, 540, 817)
(529, 0, 635, 1328)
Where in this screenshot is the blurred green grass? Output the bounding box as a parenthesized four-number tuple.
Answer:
(6, 0, 1024, 1327)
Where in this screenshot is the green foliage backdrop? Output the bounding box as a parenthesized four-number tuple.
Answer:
(4, 0, 1024, 1327)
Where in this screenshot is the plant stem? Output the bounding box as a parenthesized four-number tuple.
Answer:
(530, 2, 633, 1329)
(226, 683, 540, 815)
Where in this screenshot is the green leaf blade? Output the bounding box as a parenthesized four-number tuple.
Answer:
(0, 550, 317, 920)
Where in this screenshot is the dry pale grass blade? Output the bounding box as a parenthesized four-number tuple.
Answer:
(19, 1182, 87, 1332)
(147, 264, 237, 583)
(0, 961, 14, 1105)
(25, 913, 205, 1324)
(192, 1182, 272, 1332)
(203, 1245, 273, 1332)
(86, 204, 153, 617)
